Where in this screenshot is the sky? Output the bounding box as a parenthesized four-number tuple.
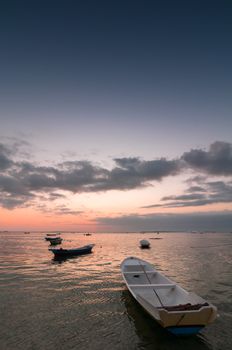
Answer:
(0, 0, 232, 232)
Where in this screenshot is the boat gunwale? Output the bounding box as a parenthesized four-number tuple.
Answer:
(128, 283, 176, 288)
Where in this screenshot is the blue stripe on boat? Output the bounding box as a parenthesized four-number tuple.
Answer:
(166, 325, 204, 336)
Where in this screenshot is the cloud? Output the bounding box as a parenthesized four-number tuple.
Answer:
(0, 140, 232, 211)
(43, 204, 83, 216)
(53, 206, 83, 216)
(0, 144, 181, 209)
(186, 186, 207, 193)
(93, 157, 181, 191)
(0, 143, 14, 170)
(96, 211, 232, 232)
(48, 193, 66, 200)
(162, 193, 206, 201)
(143, 178, 232, 209)
(114, 157, 180, 180)
(182, 141, 232, 175)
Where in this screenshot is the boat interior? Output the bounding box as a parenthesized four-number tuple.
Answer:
(124, 270, 170, 285)
(123, 264, 206, 308)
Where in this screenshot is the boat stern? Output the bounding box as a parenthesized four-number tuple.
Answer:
(158, 304, 217, 335)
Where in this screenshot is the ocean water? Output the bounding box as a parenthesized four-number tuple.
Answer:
(0, 232, 231, 350)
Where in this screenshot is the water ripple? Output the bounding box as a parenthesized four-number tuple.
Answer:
(0, 232, 231, 350)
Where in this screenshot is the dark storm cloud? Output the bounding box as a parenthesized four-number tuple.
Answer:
(182, 141, 232, 175)
(96, 211, 232, 232)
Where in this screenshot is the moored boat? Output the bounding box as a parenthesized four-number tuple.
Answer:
(45, 234, 62, 243)
(45, 233, 60, 239)
(48, 237, 63, 245)
(121, 257, 217, 336)
(49, 244, 94, 257)
(140, 239, 150, 249)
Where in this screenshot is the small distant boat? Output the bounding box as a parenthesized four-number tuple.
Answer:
(121, 257, 217, 336)
(48, 237, 63, 245)
(49, 244, 94, 257)
(140, 239, 150, 249)
(149, 237, 163, 240)
(46, 233, 60, 237)
(45, 234, 62, 245)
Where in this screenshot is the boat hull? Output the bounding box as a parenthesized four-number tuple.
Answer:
(121, 257, 217, 336)
(166, 325, 204, 336)
(140, 239, 150, 249)
(49, 244, 94, 257)
(140, 245, 150, 249)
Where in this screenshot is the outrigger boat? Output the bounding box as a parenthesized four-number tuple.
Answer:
(121, 257, 217, 336)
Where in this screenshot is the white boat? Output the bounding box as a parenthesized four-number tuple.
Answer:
(140, 239, 150, 248)
(121, 257, 217, 336)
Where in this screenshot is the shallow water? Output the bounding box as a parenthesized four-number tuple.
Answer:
(0, 232, 231, 350)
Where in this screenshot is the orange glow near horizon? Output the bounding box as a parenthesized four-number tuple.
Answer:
(0, 198, 231, 232)
(0, 207, 91, 231)
(0, 174, 231, 232)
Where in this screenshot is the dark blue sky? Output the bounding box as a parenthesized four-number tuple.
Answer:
(1, 0, 231, 111)
(0, 0, 232, 231)
(1, 1, 231, 154)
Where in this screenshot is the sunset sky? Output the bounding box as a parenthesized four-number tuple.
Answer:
(0, 0, 232, 232)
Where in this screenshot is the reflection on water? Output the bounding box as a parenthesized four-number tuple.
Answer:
(0, 232, 231, 350)
(51, 252, 94, 265)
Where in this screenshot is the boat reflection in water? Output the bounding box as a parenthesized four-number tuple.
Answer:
(51, 253, 93, 264)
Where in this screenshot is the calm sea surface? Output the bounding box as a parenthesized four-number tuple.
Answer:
(0, 232, 231, 350)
